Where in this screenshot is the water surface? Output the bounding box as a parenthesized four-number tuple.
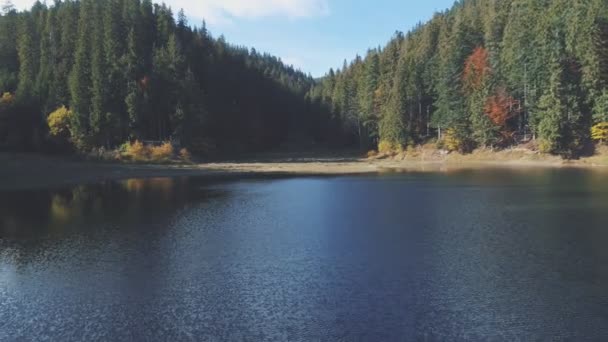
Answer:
(2, 169, 608, 340)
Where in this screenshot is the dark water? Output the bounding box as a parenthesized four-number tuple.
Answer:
(2, 169, 608, 341)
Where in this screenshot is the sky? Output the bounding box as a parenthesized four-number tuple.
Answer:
(9, 0, 456, 77)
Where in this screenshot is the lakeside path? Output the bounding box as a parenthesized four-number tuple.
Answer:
(2, 151, 608, 191)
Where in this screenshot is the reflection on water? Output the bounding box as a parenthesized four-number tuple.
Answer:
(2, 169, 608, 340)
(0, 178, 224, 239)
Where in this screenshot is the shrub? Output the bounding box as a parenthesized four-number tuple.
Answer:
(150, 142, 174, 162)
(378, 140, 403, 155)
(0, 92, 14, 106)
(378, 140, 393, 154)
(125, 140, 150, 161)
(591, 122, 608, 144)
(538, 139, 554, 154)
(179, 148, 192, 163)
(443, 129, 462, 152)
(118, 141, 131, 154)
(47, 106, 72, 138)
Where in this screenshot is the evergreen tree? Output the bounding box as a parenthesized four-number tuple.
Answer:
(593, 89, 608, 123)
(16, 14, 36, 101)
(69, 0, 94, 142)
(0, 1, 18, 92)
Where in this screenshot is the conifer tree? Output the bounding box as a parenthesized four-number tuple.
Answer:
(69, 0, 94, 142)
(16, 15, 36, 101)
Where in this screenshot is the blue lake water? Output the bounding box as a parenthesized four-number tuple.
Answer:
(2, 169, 608, 340)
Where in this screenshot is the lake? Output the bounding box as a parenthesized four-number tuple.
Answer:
(2, 168, 608, 340)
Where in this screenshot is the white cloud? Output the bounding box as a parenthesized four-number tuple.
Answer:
(5, 0, 329, 26)
(169, 0, 330, 25)
(282, 56, 305, 70)
(3, 0, 31, 10)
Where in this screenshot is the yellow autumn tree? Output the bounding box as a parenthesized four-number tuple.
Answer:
(443, 129, 462, 152)
(47, 106, 73, 138)
(591, 123, 608, 144)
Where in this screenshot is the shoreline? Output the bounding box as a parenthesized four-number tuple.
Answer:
(2, 151, 608, 191)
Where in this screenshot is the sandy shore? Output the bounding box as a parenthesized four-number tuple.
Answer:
(2, 150, 607, 191)
(0, 152, 376, 191)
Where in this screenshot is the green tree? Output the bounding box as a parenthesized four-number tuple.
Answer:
(593, 89, 608, 123)
(69, 0, 94, 144)
(16, 15, 36, 101)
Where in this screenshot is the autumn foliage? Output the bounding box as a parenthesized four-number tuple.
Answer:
(591, 123, 608, 143)
(0, 92, 14, 106)
(125, 140, 149, 161)
(47, 106, 73, 138)
(485, 89, 519, 127)
(484, 88, 519, 142)
(463, 47, 491, 92)
(150, 142, 174, 162)
(124, 140, 175, 162)
(442, 129, 463, 152)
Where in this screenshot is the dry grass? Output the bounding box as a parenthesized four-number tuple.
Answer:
(580, 145, 608, 166)
(370, 142, 574, 166)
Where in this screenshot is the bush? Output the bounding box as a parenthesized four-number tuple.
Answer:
(591, 122, 608, 144)
(378, 140, 393, 154)
(443, 129, 462, 152)
(378, 140, 403, 155)
(125, 140, 150, 161)
(538, 139, 554, 154)
(0, 92, 14, 106)
(47, 106, 72, 138)
(118, 141, 132, 154)
(179, 148, 192, 163)
(150, 142, 174, 162)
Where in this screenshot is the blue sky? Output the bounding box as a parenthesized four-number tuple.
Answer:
(12, 0, 456, 77)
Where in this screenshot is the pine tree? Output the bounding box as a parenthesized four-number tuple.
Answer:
(16, 15, 36, 101)
(593, 89, 608, 123)
(37, 5, 62, 113)
(383, 48, 411, 146)
(69, 0, 94, 143)
(0, 2, 18, 93)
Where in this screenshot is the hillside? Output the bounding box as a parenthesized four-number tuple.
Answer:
(2, 0, 608, 159)
(0, 0, 334, 154)
(309, 0, 608, 157)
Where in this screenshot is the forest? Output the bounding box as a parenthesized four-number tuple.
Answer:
(1, 0, 608, 158)
(0, 0, 332, 155)
(311, 0, 608, 157)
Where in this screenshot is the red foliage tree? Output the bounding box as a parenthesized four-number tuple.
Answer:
(484, 88, 520, 140)
(463, 47, 491, 92)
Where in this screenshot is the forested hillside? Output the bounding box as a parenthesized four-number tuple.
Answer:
(311, 0, 608, 157)
(0, 0, 330, 154)
(3, 0, 608, 158)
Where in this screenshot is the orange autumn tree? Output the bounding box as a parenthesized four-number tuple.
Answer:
(463, 47, 495, 146)
(484, 88, 520, 144)
(463, 47, 491, 93)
